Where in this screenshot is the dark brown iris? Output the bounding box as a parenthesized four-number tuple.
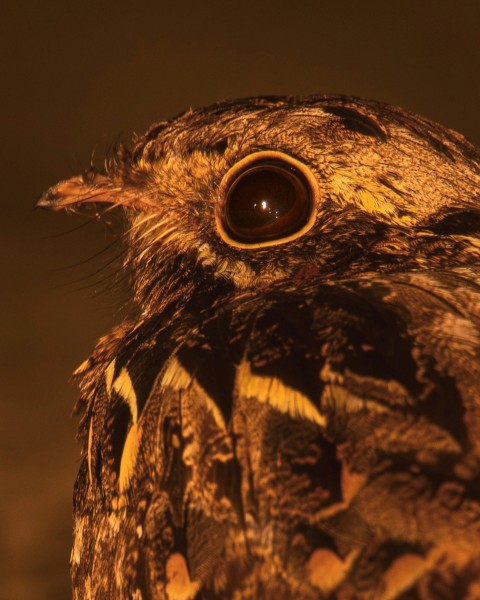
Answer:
(224, 160, 313, 243)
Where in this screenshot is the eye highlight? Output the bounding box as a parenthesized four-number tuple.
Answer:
(216, 151, 318, 248)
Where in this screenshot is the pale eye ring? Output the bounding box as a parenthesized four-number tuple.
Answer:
(216, 151, 318, 248)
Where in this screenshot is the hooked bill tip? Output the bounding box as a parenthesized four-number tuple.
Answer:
(35, 191, 58, 209)
(34, 175, 111, 211)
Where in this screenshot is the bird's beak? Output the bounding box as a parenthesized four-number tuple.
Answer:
(36, 171, 121, 211)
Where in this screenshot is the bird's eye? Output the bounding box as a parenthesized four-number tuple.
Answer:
(217, 151, 318, 247)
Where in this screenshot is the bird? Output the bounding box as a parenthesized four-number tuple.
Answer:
(38, 95, 480, 599)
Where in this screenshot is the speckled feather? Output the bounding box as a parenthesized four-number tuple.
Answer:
(40, 96, 480, 599)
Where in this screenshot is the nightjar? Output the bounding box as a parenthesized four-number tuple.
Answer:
(39, 96, 480, 599)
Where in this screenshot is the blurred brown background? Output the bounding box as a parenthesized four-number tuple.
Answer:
(2, 1, 480, 598)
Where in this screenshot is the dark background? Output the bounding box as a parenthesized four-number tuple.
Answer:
(2, 2, 480, 598)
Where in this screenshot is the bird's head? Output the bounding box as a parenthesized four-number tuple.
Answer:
(38, 95, 480, 315)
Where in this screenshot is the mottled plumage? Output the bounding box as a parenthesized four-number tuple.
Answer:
(39, 96, 480, 599)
